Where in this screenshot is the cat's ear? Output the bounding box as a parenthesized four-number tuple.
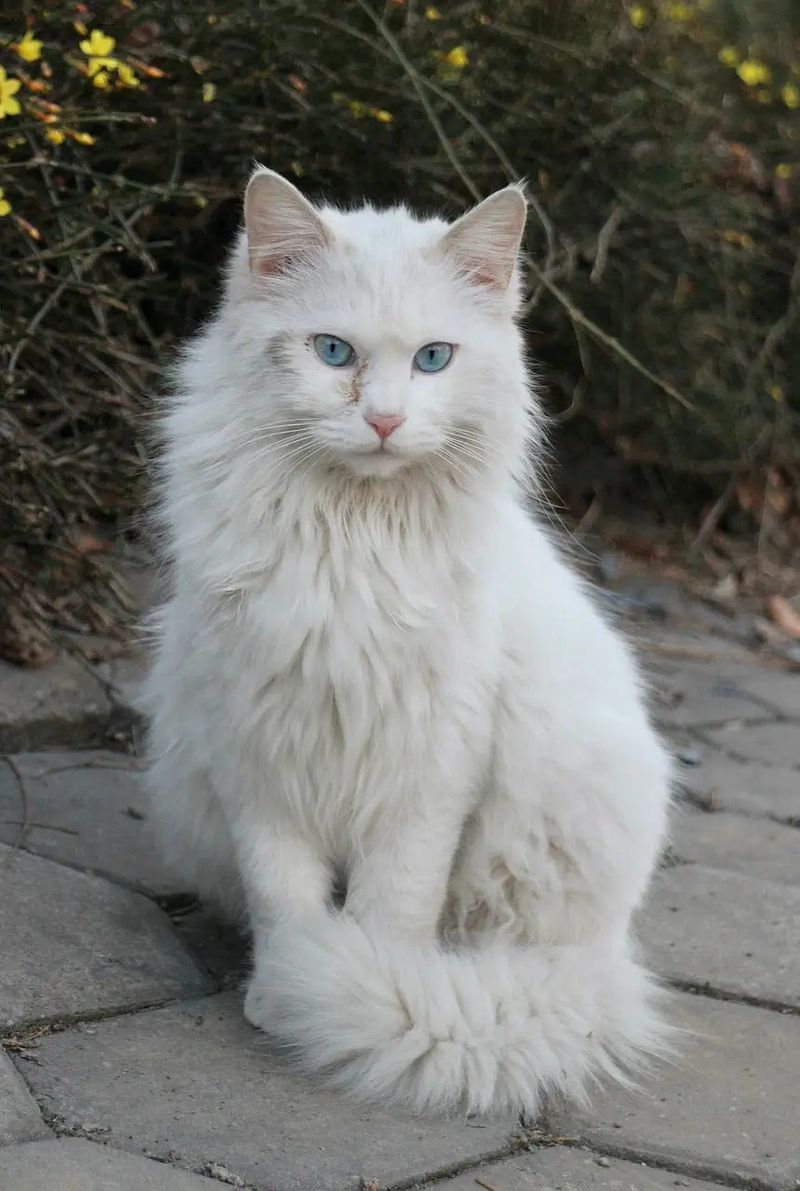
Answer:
(440, 185, 527, 291)
(244, 166, 330, 278)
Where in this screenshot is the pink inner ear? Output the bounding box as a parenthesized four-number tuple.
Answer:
(441, 188, 526, 292)
(252, 249, 296, 278)
(448, 251, 514, 292)
(470, 263, 506, 290)
(245, 171, 330, 280)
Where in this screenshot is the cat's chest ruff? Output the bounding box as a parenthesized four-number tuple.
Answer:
(246, 515, 465, 688)
(280, 510, 454, 624)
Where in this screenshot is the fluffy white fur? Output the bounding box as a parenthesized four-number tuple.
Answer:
(144, 166, 672, 1116)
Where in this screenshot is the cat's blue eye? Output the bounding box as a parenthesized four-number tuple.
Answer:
(413, 342, 454, 374)
(313, 334, 355, 368)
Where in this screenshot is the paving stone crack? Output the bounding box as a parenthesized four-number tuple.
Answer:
(1, 992, 209, 1045)
(665, 978, 800, 1017)
(539, 1135, 794, 1191)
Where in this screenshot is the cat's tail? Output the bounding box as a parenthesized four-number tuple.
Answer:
(245, 914, 670, 1115)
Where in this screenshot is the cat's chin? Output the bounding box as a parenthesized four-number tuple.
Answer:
(341, 448, 412, 479)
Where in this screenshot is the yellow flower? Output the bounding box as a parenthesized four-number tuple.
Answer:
(665, 2, 693, 20)
(629, 5, 648, 28)
(718, 46, 739, 67)
(768, 384, 784, 402)
(202, 81, 217, 103)
(80, 29, 116, 57)
(67, 129, 96, 145)
(736, 59, 771, 87)
(719, 229, 754, 250)
(348, 98, 366, 118)
(92, 70, 111, 89)
(372, 108, 393, 123)
(775, 163, 793, 179)
(782, 83, 800, 109)
(0, 67, 22, 118)
(16, 215, 41, 240)
(13, 31, 43, 63)
(86, 56, 119, 78)
(45, 127, 65, 145)
(425, 5, 441, 17)
(116, 62, 140, 88)
(443, 45, 468, 68)
(134, 62, 165, 79)
(0, 187, 11, 217)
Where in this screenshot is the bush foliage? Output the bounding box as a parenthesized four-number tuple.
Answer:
(1, 0, 798, 659)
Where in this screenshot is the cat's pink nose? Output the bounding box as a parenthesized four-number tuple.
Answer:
(365, 413, 405, 441)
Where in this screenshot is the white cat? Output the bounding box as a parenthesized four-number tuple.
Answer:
(144, 166, 672, 1115)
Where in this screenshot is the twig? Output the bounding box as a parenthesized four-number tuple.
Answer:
(526, 259, 696, 411)
(590, 205, 624, 285)
(613, 442, 749, 476)
(745, 253, 800, 393)
(420, 78, 556, 269)
(690, 478, 735, 556)
(640, 641, 719, 661)
(303, 8, 557, 266)
(576, 494, 602, 536)
(354, 0, 481, 201)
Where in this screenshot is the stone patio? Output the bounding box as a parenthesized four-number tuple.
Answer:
(1, 584, 798, 1190)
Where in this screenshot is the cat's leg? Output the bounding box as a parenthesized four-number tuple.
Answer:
(235, 812, 333, 1028)
(344, 778, 472, 942)
(445, 642, 671, 949)
(149, 743, 331, 931)
(231, 814, 331, 935)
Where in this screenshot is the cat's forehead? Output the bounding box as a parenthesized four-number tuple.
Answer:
(303, 203, 475, 337)
(320, 202, 448, 254)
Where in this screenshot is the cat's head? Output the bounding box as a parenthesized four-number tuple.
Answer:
(222, 166, 532, 483)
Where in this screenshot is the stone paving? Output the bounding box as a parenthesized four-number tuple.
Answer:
(0, 584, 798, 1190)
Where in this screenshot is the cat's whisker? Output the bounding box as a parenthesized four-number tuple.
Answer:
(279, 441, 332, 477)
(441, 435, 493, 467)
(248, 434, 319, 465)
(241, 426, 316, 446)
(434, 446, 476, 486)
(295, 445, 335, 486)
(447, 429, 497, 462)
(447, 441, 493, 467)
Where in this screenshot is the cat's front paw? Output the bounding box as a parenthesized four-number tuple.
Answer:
(243, 971, 272, 1030)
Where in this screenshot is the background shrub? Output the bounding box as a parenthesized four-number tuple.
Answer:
(1, 0, 798, 660)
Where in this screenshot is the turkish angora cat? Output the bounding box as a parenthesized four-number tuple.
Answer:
(144, 165, 672, 1114)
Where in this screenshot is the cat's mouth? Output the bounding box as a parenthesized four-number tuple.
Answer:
(356, 438, 403, 459)
(346, 440, 410, 477)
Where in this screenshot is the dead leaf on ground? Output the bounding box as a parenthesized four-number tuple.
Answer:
(73, 530, 109, 555)
(735, 479, 763, 514)
(766, 594, 800, 639)
(0, 600, 57, 667)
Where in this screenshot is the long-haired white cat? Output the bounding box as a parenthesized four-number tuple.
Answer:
(144, 166, 672, 1115)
